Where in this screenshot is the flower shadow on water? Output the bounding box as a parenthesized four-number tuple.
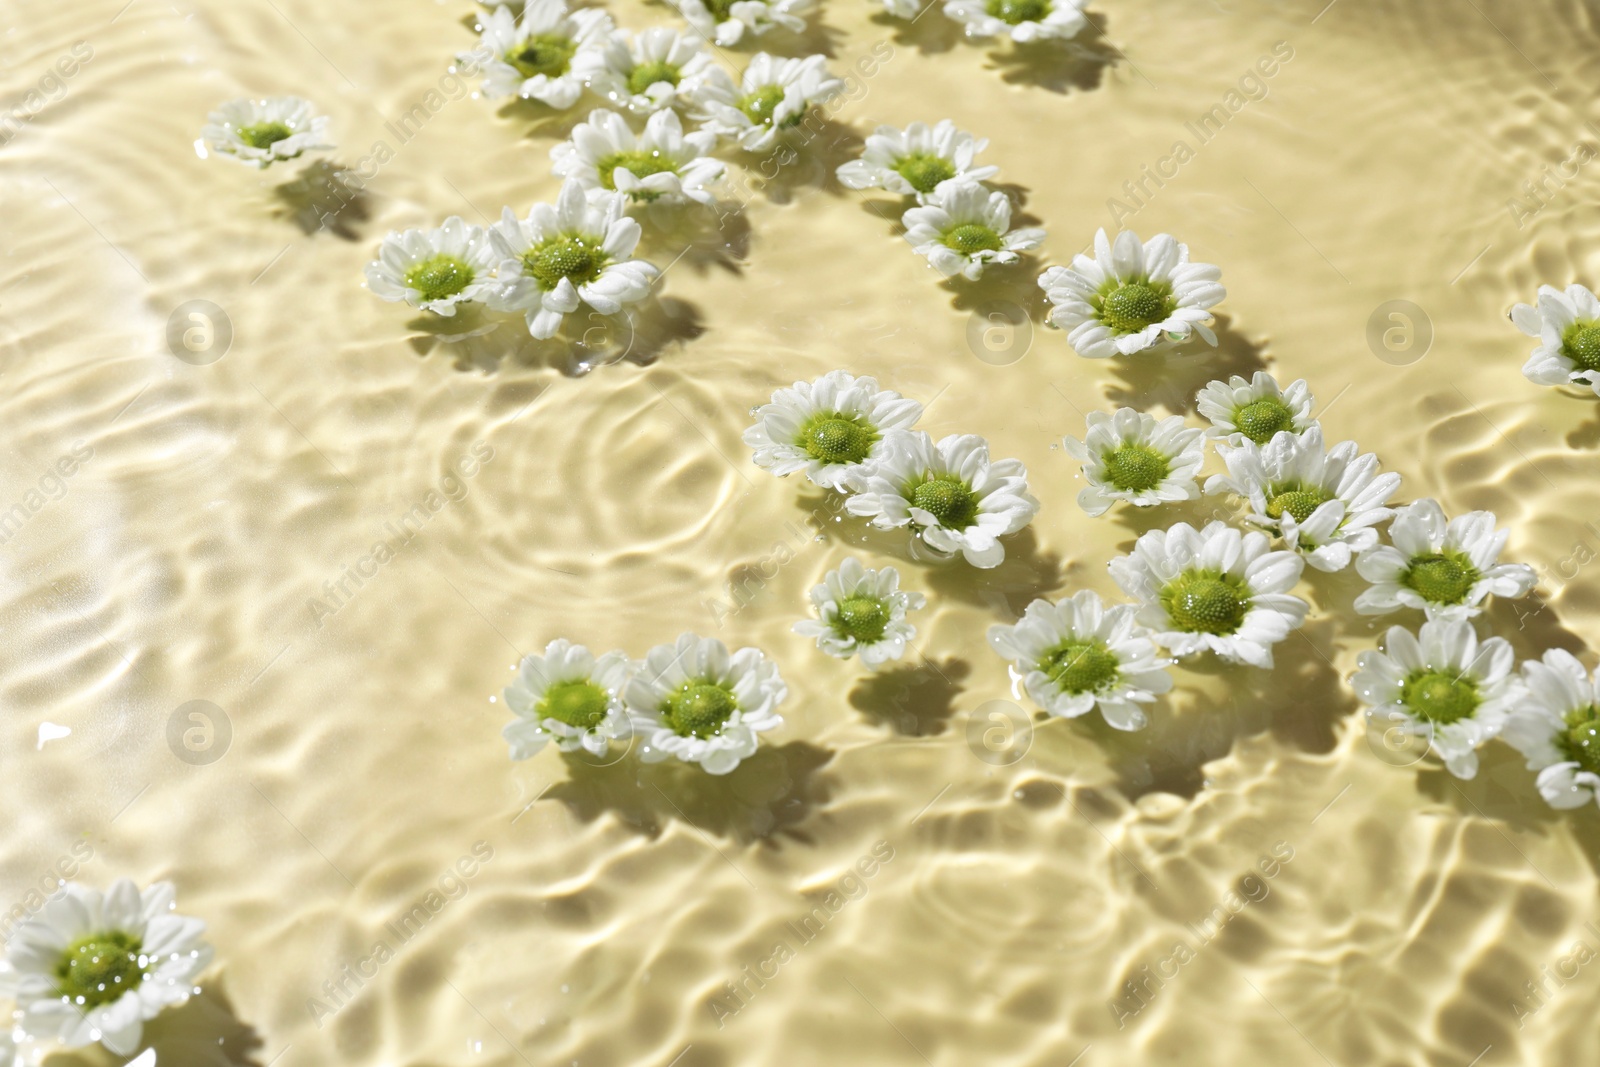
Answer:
(849, 656, 970, 736)
(496, 98, 589, 142)
(41, 984, 265, 1067)
(757, 17, 849, 58)
(271, 159, 370, 241)
(738, 118, 866, 206)
(985, 31, 1118, 95)
(1102, 313, 1271, 415)
(916, 526, 1066, 616)
(940, 251, 1050, 324)
(637, 204, 753, 278)
(870, 10, 964, 56)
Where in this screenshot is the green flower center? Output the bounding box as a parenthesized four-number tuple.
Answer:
(1041, 640, 1120, 694)
(507, 34, 577, 79)
(538, 680, 610, 729)
(943, 223, 1004, 255)
(1098, 281, 1174, 335)
(238, 121, 293, 150)
(1403, 550, 1481, 606)
(627, 60, 681, 95)
(1400, 670, 1479, 725)
(661, 682, 738, 738)
(909, 475, 980, 530)
(1101, 442, 1171, 493)
(797, 412, 878, 465)
(597, 150, 679, 199)
(1559, 705, 1600, 776)
(1265, 484, 1332, 525)
(56, 932, 146, 1010)
(523, 234, 610, 291)
(404, 254, 475, 302)
(741, 85, 788, 127)
(1561, 322, 1600, 372)
(1232, 397, 1295, 444)
(893, 153, 956, 194)
(1161, 571, 1250, 635)
(833, 594, 890, 643)
(986, 0, 1051, 22)
(705, 0, 737, 18)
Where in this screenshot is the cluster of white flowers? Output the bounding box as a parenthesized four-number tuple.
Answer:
(872, 0, 1092, 46)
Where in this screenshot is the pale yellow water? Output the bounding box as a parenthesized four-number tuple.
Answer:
(4, 0, 1600, 1063)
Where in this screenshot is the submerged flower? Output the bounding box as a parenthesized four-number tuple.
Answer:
(551, 108, 725, 206)
(845, 430, 1041, 569)
(467, 0, 612, 107)
(588, 26, 716, 115)
(625, 633, 786, 774)
(1109, 520, 1308, 668)
(1503, 650, 1600, 809)
(672, 0, 813, 46)
(1205, 425, 1400, 573)
(1355, 499, 1536, 619)
(1511, 283, 1600, 396)
(901, 182, 1044, 281)
(1350, 618, 1518, 779)
(836, 120, 999, 202)
(687, 53, 842, 153)
(987, 590, 1173, 730)
(201, 96, 332, 168)
(742, 370, 923, 490)
(364, 216, 499, 316)
(1039, 228, 1225, 359)
(1195, 372, 1316, 446)
(0, 880, 213, 1055)
(793, 558, 925, 668)
(1063, 408, 1206, 517)
(943, 0, 1088, 42)
(503, 639, 633, 758)
(486, 179, 659, 339)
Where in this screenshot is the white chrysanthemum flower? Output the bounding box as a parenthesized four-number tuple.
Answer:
(1195, 372, 1317, 446)
(742, 370, 923, 490)
(1038, 228, 1226, 359)
(943, 0, 1088, 42)
(486, 179, 660, 340)
(200, 96, 333, 168)
(1063, 408, 1206, 517)
(364, 216, 500, 317)
(1354, 499, 1536, 619)
(844, 430, 1041, 569)
(0, 880, 213, 1056)
(551, 108, 725, 207)
(503, 639, 633, 758)
(901, 182, 1044, 281)
(987, 590, 1173, 731)
(793, 558, 925, 669)
(1510, 283, 1600, 396)
(672, 0, 813, 47)
(625, 633, 786, 774)
(466, 0, 612, 107)
(1350, 618, 1519, 780)
(1204, 425, 1400, 574)
(588, 26, 717, 115)
(1109, 520, 1308, 669)
(1503, 650, 1600, 809)
(836, 120, 999, 203)
(686, 53, 842, 153)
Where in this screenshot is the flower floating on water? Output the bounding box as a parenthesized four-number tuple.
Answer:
(0, 880, 213, 1056)
(1350, 618, 1518, 779)
(503, 639, 633, 758)
(836, 120, 999, 203)
(943, 0, 1089, 42)
(1109, 520, 1307, 668)
(1205, 425, 1399, 573)
(1063, 408, 1206, 517)
(672, 0, 813, 46)
(201, 96, 333, 168)
(1354, 498, 1535, 619)
(689, 53, 842, 153)
(987, 590, 1173, 730)
(467, 0, 612, 107)
(1503, 650, 1600, 809)
(486, 179, 659, 339)
(1195, 372, 1316, 447)
(551, 108, 725, 206)
(793, 557, 925, 669)
(1038, 228, 1225, 359)
(845, 430, 1040, 569)
(901, 182, 1044, 281)
(626, 633, 786, 774)
(743, 370, 923, 490)
(1511, 283, 1600, 397)
(365, 216, 499, 316)
(589, 26, 716, 115)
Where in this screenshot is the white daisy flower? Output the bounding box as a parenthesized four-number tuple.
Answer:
(486, 179, 660, 339)
(844, 430, 1041, 569)
(687, 53, 842, 153)
(1350, 618, 1519, 779)
(793, 557, 925, 669)
(1354, 499, 1536, 619)
(364, 216, 500, 317)
(836, 119, 999, 203)
(0, 880, 213, 1056)
(625, 633, 786, 775)
(1204, 425, 1400, 573)
(672, 0, 813, 47)
(1503, 649, 1600, 809)
(986, 590, 1173, 731)
(1038, 228, 1226, 359)
(1195, 372, 1317, 447)
(742, 370, 923, 490)
(1108, 520, 1308, 669)
(901, 181, 1045, 281)
(551, 108, 725, 207)
(1510, 283, 1600, 396)
(588, 26, 717, 115)
(943, 0, 1088, 42)
(503, 638, 633, 758)
(201, 96, 333, 168)
(1062, 408, 1206, 517)
(466, 0, 613, 108)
